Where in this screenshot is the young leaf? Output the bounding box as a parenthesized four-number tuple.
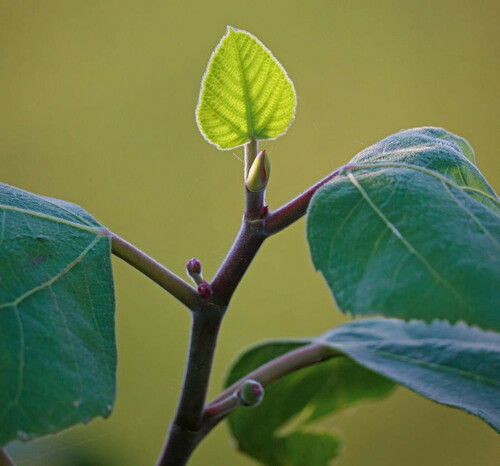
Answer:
(226, 318, 500, 465)
(0, 184, 116, 446)
(196, 26, 296, 150)
(226, 340, 395, 466)
(307, 127, 500, 331)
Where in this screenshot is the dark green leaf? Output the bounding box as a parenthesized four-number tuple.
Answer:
(226, 340, 394, 466)
(307, 127, 500, 330)
(0, 183, 116, 446)
(319, 318, 500, 433)
(226, 317, 500, 465)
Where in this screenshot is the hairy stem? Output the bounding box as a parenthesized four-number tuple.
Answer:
(110, 233, 200, 310)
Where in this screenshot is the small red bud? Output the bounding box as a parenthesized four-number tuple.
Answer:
(198, 282, 212, 299)
(259, 205, 269, 218)
(186, 258, 202, 275)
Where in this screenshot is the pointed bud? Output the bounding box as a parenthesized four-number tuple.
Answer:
(237, 380, 264, 407)
(246, 150, 271, 192)
(197, 282, 212, 299)
(186, 258, 202, 275)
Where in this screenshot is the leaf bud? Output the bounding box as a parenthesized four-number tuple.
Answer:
(246, 150, 271, 192)
(237, 380, 264, 407)
(186, 258, 202, 275)
(259, 205, 269, 218)
(197, 282, 212, 299)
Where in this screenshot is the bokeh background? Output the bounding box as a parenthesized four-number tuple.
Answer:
(2, 1, 499, 465)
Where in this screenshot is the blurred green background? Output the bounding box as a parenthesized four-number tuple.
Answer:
(2, 1, 499, 465)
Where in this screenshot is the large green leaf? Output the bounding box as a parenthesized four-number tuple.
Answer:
(307, 127, 500, 330)
(318, 318, 500, 433)
(226, 340, 395, 466)
(226, 318, 500, 465)
(196, 26, 296, 150)
(0, 183, 116, 446)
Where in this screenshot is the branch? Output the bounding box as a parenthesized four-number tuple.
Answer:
(244, 139, 266, 220)
(158, 307, 224, 465)
(158, 141, 268, 465)
(158, 221, 267, 465)
(264, 165, 347, 235)
(199, 344, 338, 439)
(210, 221, 266, 307)
(156, 151, 348, 464)
(0, 449, 14, 466)
(110, 233, 200, 310)
(207, 343, 335, 414)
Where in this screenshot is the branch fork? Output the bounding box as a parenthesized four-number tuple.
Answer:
(109, 140, 345, 465)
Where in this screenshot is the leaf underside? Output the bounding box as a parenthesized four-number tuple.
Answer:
(196, 26, 296, 150)
(0, 183, 116, 446)
(307, 127, 500, 331)
(226, 338, 394, 466)
(227, 318, 500, 466)
(319, 318, 500, 433)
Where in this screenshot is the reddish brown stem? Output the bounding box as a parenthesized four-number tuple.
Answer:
(197, 344, 339, 443)
(152, 150, 348, 464)
(264, 165, 347, 235)
(0, 449, 14, 466)
(208, 343, 335, 411)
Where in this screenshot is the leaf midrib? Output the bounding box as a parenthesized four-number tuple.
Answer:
(0, 204, 102, 233)
(372, 347, 500, 388)
(318, 339, 500, 388)
(230, 31, 255, 137)
(345, 171, 467, 307)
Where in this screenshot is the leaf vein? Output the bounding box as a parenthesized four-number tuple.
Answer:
(49, 285, 84, 407)
(346, 172, 466, 307)
(441, 181, 500, 250)
(0, 235, 104, 311)
(200, 100, 248, 138)
(0, 205, 100, 234)
(372, 348, 500, 388)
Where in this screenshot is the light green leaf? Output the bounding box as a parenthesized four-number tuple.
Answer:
(226, 340, 394, 466)
(0, 183, 116, 446)
(307, 127, 500, 330)
(196, 26, 296, 150)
